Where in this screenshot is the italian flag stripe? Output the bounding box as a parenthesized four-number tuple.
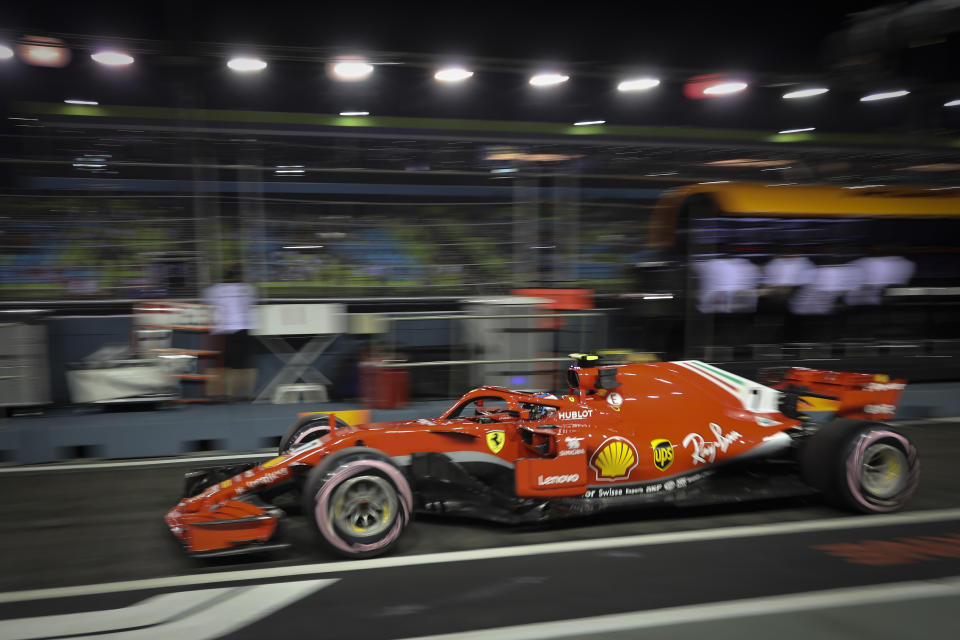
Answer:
(675, 361, 740, 395)
(689, 361, 751, 387)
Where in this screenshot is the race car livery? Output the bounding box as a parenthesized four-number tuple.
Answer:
(165, 355, 918, 558)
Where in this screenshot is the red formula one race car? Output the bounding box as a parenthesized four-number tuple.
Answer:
(165, 355, 919, 559)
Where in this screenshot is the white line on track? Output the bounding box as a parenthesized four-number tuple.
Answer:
(0, 588, 234, 640)
(0, 580, 335, 640)
(395, 576, 960, 639)
(2, 507, 960, 604)
(0, 452, 275, 474)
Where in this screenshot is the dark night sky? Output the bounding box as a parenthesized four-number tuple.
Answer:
(2, 1, 958, 133)
(1, 1, 885, 73)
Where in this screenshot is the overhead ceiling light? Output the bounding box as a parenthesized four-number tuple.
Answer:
(782, 87, 828, 99)
(339, 111, 370, 116)
(529, 73, 569, 87)
(899, 163, 960, 172)
(944, 99, 960, 107)
(573, 120, 605, 126)
(332, 60, 373, 80)
(227, 57, 267, 72)
(778, 127, 815, 134)
(64, 99, 99, 106)
(684, 74, 748, 99)
(860, 90, 909, 102)
(703, 81, 748, 95)
(0, 44, 13, 60)
(435, 67, 473, 82)
(91, 51, 134, 66)
(706, 158, 794, 168)
(485, 151, 582, 162)
(617, 77, 660, 92)
(17, 36, 71, 67)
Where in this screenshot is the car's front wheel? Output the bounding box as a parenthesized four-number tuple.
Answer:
(302, 447, 412, 558)
(801, 419, 919, 513)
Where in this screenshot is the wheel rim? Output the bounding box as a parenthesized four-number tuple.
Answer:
(328, 475, 398, 539)
(860, 442, 908, 499)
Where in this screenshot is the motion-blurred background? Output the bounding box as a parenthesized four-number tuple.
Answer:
(1, 0, 960, 463)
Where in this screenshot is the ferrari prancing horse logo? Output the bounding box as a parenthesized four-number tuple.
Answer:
(486, 430, 505, 454)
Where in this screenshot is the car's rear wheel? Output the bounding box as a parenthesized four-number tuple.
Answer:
(801, 419, 919, 513)
(302, 447, 412, 558)
(278, 415, 347, 454)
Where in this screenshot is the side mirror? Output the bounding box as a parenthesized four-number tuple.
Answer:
(519, 409, 532, 421)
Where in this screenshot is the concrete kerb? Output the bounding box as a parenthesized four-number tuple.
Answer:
(0, 400, 454, 465)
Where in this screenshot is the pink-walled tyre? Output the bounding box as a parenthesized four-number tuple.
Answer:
(278, 415, 347, 454)
(303, 447, 413, 558)
(801, 419, 919, 513)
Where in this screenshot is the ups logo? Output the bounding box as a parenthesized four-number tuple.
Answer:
(651, 439, 674, 471)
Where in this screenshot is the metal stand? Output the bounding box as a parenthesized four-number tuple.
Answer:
(253, 335, 334, 404)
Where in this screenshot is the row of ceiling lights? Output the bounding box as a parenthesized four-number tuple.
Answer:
(215, 57, 953, 107)
(4, 38, 960, 108)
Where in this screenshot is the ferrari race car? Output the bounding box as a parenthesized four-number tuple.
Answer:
(165, 355, 919, 559)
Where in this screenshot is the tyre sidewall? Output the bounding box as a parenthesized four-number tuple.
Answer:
(303, 447, 412, 558)
(801, 419, 919, 513)
(278, 415, 347, 454)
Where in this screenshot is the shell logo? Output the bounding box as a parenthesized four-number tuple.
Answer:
(590, 437, 639, 481)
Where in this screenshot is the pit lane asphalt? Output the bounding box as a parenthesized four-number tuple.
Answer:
(1, 421, 959, 639)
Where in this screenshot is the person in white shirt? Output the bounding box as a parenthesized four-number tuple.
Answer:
(205, 265, 258, 402)
(786, 247, 864, 342)
(692, 252, 761, 352)
(759, 250, 817, 343)
(694, 256, 760, 314)
(845, 252, 915, 306)
(789, 261, 862, 316)
(763, 254, 817, 292)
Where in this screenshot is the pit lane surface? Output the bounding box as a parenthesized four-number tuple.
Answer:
(1, 421, 959, 638)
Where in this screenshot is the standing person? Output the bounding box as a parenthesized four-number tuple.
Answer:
(761, 248, 817, 343)
(205, 265, 258, 402)
(845, 247, 915, 306)
(789, 247, 861, 342)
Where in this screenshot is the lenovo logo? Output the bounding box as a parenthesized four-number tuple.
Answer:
(537, 473, 580, 486)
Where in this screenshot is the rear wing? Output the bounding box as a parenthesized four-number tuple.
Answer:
(760, 367, 906, 421)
